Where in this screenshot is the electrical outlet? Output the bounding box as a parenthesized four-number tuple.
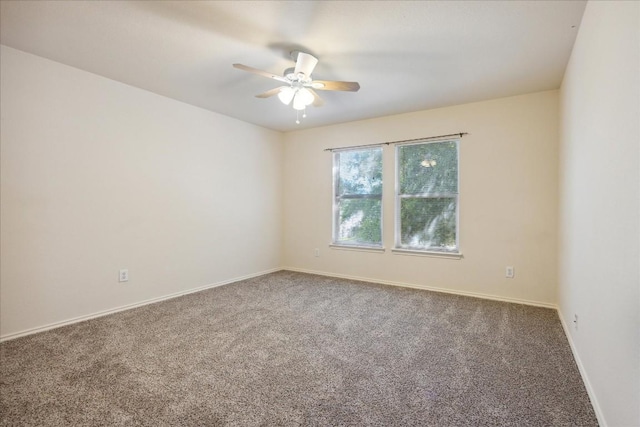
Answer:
(573, 314, 578, 330)
(314, 248, 320, 257)
(505, 266, 515, 278)
(119, 269, 129, 282)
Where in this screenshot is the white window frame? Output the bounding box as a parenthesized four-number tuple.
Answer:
(332, 146, 384, 249)
(393, 138, 461, 257)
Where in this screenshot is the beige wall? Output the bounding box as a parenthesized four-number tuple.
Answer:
(283, 91, 559, 306)
(558, 1, 640, 426)
(0, 46, 284, 338)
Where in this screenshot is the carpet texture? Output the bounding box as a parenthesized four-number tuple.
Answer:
(1, 271, 597, 426)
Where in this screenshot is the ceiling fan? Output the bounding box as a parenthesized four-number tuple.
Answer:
(233, 51, 360, 123)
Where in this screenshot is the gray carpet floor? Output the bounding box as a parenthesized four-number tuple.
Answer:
(1, 271, 597, 426)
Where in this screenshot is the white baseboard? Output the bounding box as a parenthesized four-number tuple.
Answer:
(0, 267, 556, 343)
(557, 310, 607, 427)
(0, 268, 282, 343)
(282, 266, 557, 309)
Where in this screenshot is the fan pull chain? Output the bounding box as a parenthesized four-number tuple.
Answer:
(295, 108, 308, 125)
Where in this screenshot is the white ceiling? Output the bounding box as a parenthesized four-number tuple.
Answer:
(0, 1, 586, 132)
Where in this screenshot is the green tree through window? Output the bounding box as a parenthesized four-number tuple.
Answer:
(333, 147, 383, 246)
(396, 140, 459, 252)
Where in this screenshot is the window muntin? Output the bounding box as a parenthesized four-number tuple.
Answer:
(396, 140, 459, 252)
(333, 147, 383, 247)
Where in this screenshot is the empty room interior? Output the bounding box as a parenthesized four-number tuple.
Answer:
(1, 1, 638, 426)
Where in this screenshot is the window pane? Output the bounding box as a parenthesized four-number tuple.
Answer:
(399, 141, 458, 194)
(337, 148, 382, 196)
(400, 198, 457, 250)
(337, 198, 382, 245)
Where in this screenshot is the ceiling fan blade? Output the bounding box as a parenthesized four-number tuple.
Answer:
(309, 89, 324, 107)
(233, 63, 288, 83)
(255, 87, 285, 98)
(293, 52, 319, 77)
(312, 80, 360, 92)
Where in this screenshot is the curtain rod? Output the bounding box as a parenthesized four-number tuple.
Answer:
(324, 132, 468, 152)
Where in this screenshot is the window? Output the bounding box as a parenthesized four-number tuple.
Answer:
(395, 140, 459, 253)
(332, 147, 383, 247)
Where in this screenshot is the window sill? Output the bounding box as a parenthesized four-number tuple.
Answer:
(391, 248, 463, 259)
(329, 244, 386, 253)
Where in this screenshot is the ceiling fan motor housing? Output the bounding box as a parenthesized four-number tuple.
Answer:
(284, 67, 311, 84)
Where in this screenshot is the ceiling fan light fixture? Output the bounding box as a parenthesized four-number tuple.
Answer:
(277, 86, 295, 105)
(297, 88, 315, 106)
(292, 93, 307, 110)
(421, 158, 437, 168)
